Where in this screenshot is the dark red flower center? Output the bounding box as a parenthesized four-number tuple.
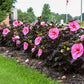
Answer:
(15, 22, 17, 25)
(72, 25, 76, 28)
(25, 29, 28, 32)
(5, 30, 7, 33)
(76, 49, 80, 53)
(52, 31, 56, 35)
(37, 38, 40, 42)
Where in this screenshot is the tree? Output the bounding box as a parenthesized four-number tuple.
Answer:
(67, 14, 73, 21)
(18, 7, 36, 22)
(51, 13, 66, 23)
(18, 9, 23, 20)
(41, 4, 52, 21)
(51, 12, 59, 22)
(27, 7, 36, 22)
(51, 13, 73, 23)
(0, 0, 16, 22)
(74, 16, 80, 20)
(27, 7, 33, 12)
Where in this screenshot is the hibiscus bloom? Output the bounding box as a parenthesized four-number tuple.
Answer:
(31, 46, 36, 53)
(23, 42, 28, 50)
(18, 21, 23, 26)
(16, 40, 21, 45)
(2, 28, 9, 35)
(69, 21, 80, 31)
(71, 43, 84, 60)
(13, 21, 18, 26)
(33, 19, 38, 26)
(0, 27, 2, 30)
(22, 27, 29, 35)
(38, 48, 42, 56)
(47, 21, 49, 24)
(48, 28, 59, 39)
(63, 27, 68, 30)
(31, 48, 36, 53)
(80, 34, 84, 41)
(35, 36, 42, 45)
(25, 59, 29, 63)
(15, 36, 20, 39)
(12, 36, 20, 42)
(41, 22, 46, 26)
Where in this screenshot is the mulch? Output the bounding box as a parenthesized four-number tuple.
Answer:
(0, 46, 84, 84)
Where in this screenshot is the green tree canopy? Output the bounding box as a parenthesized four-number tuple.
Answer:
(27, 7, 33, 13)
(41, 4, 52, 21)
(74, 16, 80, 20)
(27, 7, 36, 22)
(51, 13, 73, 23)
(18, 7, 36, 22)
(0, 0, 16, 22)
(18, 9, 23, 20)
(73, 13, 84, 21)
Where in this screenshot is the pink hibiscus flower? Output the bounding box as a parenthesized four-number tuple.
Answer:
(25, 59, 29, 63)
(48, 28, 59, 39)
(12, 36, 20, 42)
(31, 48, 36, 53)
(69, 21, 80, 31)
(38, 48, 42, 56)
(71, 43, 84, 60)
(70, 32, 72, 35)
(16, 40, 21, 45)
(34, 19, 38, 26)
(13, 21, 18, 26)
(15, 36, 20, 39)
(80, 34, 84, 41)
(2, 28, 9, 35)
(31, 46, 36, 53)
(35, 36, 42, 45)
(23, 42, 28, 50)
(0, 27, 2, 30)
(18, 21, 23, 26)
(34, 46, 36, 48)
(22, 27, 29, 35)
(47, 21, 49, 24)
(41, 22, 46, 26)
(63, 27, 68, 30)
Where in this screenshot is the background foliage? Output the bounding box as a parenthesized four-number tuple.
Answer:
(0, 0, 16, 22)
(41, 4, 52, 21)
(18, 7, 36, 22)
(17, 3, 84, 23)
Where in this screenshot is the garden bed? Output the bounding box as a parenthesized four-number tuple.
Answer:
(0, 46, 84, 84)
(0, 18, 84, 84)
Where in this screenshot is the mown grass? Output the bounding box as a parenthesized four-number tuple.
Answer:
(0, 54, 60, 84)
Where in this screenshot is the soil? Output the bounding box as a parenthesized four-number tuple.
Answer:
(0, 46, 84, 84)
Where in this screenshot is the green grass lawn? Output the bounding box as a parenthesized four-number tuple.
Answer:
(80, 25, 84, 28)
(0, 55, 60, 84)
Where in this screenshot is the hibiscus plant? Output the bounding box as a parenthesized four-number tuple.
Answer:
(0, 17, 84, 72)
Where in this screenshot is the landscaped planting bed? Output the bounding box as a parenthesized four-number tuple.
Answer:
(0, 17, 84, 83)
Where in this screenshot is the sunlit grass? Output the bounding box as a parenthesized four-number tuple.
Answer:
(0, 55, 60, 84)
